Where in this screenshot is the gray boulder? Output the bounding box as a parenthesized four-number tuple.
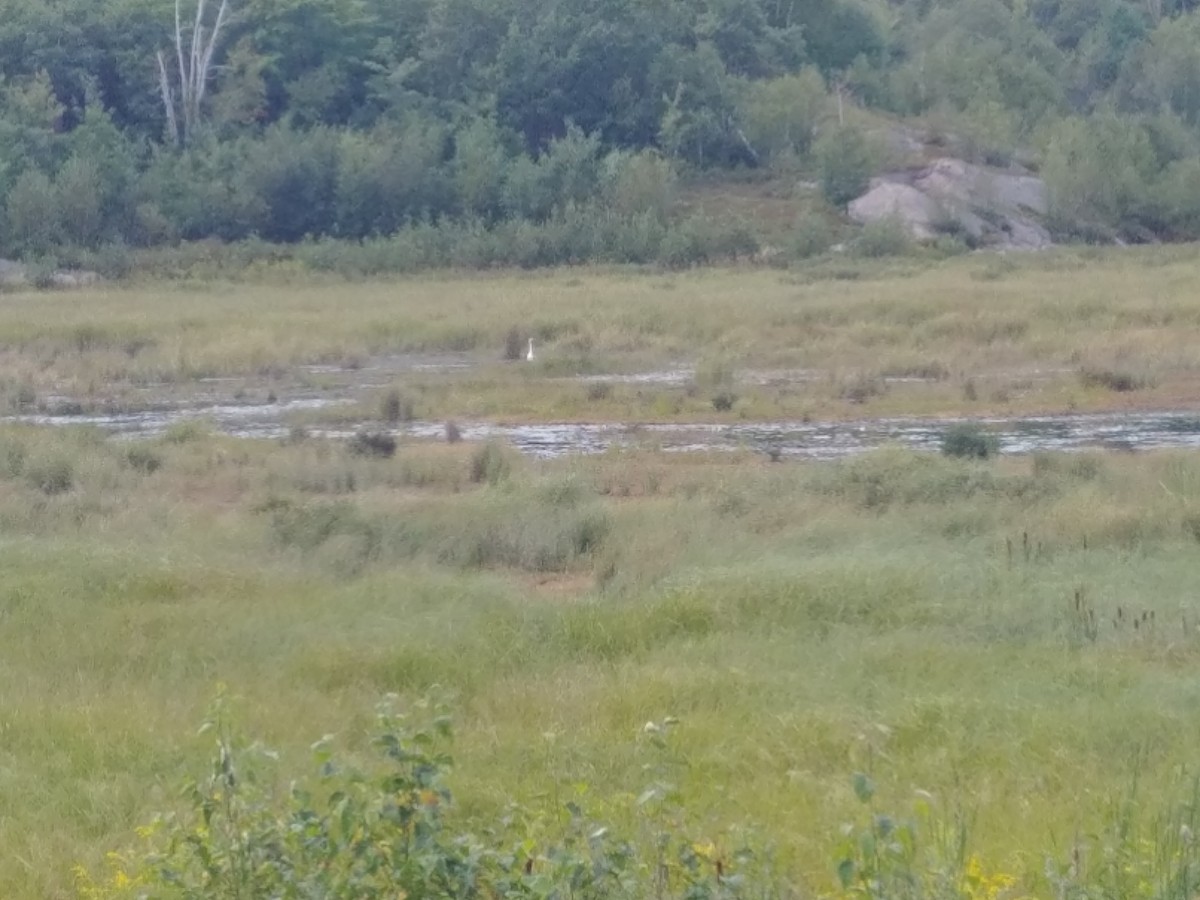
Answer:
(848, 156, 1052, 251)
(848, 182, 941, 240)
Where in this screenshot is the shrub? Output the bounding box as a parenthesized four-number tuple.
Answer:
(349, 430, 397, 458)
(814, 124, 873, 208)
(854, 217, 913, 258)
(602, 150, 677, 222)
(839, 374, 885, 403)
(25, 457, 73, 494)
(711, 390, 737, 412)
(122, 445, 162, 474)
(658, 214, 758, 268)
(379, 388, 415, 424)
(268, 499, 378, 557)
(469, 440, 512, 485)
(941, 423, 1001, 459)
(1079, 367, 1146, 392)
(503, 326, 524, 361)
(5, 169, 60, 256)
(55, 155, 105, 248)
(789, 211, 837, 259)
(71, 699, 754, 900)
(585, 381, 612, 402)
(161, 419, 213, 444)
(807, 449, 1041, 511)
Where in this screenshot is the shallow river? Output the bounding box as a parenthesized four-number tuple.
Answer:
(9, 403, 1200, 460)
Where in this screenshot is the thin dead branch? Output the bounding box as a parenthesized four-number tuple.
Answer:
(158, 0, 232, 145)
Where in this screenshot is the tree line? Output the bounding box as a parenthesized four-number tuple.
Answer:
(5, 0, 1200, 262)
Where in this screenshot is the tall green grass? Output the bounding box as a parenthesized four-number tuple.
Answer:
(0, 424, 1197, 895)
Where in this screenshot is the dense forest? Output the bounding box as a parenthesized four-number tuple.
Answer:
(5, 0, 1200, 266)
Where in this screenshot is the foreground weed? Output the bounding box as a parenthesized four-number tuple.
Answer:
(77, 701, 766, 900)
(831, 772, 1023, 900)
(64, 693, 1200, 900)
(75, 690, 472, 898)
(1045, 775, 1200, 900)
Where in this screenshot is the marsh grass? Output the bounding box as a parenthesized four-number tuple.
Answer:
(9, 250, 1200, 894)
(1079, 366, 1151, 393)
(0, 421, 1198, 896)
(8, 248, 1200, 422)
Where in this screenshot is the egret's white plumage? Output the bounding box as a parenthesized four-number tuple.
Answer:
(526, 338, 535, 361)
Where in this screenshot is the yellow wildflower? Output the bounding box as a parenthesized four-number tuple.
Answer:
(962, 854, 1019, 900)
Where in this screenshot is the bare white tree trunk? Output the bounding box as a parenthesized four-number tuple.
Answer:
(156, 50, 180, 145)
(158, 0, 231, 146)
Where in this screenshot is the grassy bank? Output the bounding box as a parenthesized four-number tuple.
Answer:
(0, 419, 1197, 895)
(3, 247, 1200, 423)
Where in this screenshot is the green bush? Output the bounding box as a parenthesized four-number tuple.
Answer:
(789, 211, 837, 259)
(814, 125, 873, 208)
(854, 217, 914, 258)
(5, 168, 60, 256)
(1079, 367, 1147, 393)
(658, 214, 758, 268)
(469, 441, 513, 485)
(941, 423, 1001, 459)
(121, 445, 162, 474)
(349, 430, 398, 458)
(67, 696, 1200, 900)
(602, 149, 678, 222)
(72, 699, 763, 900)
(160, 419, 214, 444)
(807, 448, 1042, 510)
(379, 388, 415, 424)
(711, 390, 737, 412)
(25, 456, 73, 494)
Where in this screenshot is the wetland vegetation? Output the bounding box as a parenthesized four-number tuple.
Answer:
(5, 248, 1200, 427)
(10, 0, 1200, 893)
(0, 252, 1188, 897)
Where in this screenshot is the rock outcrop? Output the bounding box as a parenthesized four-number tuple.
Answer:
(848, 157, 1052, 251)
